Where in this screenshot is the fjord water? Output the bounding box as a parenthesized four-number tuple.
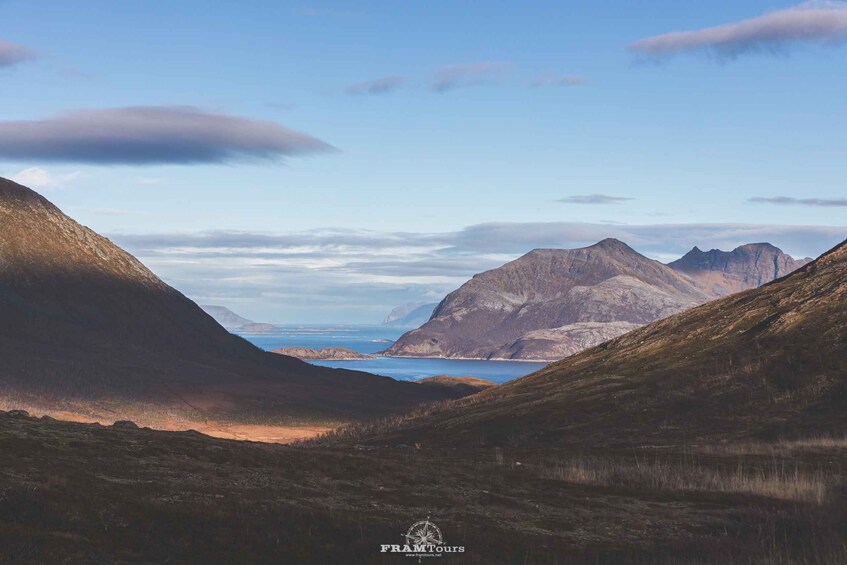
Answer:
(238, 325, 547, 384)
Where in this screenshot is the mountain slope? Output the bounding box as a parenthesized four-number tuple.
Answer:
(386, 239, 711, 360)
(669, 242, 810, 296)
(0, 177, 466, 434)
(351, 239, 847, 448)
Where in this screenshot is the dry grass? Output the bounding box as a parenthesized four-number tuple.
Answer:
(536, 455, 832, 504)
(301, 399, 453, 445)
(705, 436, 847, 456)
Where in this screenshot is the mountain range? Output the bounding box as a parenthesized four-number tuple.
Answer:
(346, 237, 847, 448)
(386, 239, 810, 361)
(0, 177, 470, 438)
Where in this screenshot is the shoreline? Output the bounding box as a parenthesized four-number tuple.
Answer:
(301, 357, 375, 361)
(372, 354, 554, 364)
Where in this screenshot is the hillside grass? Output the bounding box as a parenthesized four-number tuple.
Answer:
(3, 411, 847, 564)
(534, 454, 832, 504)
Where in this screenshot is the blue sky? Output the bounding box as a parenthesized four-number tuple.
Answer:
(1, 1, 845, 322)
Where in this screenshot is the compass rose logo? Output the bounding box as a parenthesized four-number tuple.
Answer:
(404, 517, 443, 547)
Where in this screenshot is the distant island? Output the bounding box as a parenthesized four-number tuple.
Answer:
(272, 347, 374, 361)
(237, 322, 276, 334)
(201, 305, 276, 333)
(382, 301, 439, 327)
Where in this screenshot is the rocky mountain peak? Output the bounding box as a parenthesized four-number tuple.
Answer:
(668, 242, 811, 296)
(592, 237, 632, 251)
(386, 239, 710, 361)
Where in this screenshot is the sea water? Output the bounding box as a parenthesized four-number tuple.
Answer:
(237, 325, 547, 385)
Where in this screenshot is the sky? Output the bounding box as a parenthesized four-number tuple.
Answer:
(0, 0, 845, 323)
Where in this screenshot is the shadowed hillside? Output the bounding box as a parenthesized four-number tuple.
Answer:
(337, 239, 847, 448)
(0, 177, 467, 436)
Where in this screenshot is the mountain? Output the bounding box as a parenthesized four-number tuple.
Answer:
(668, 242, 811, 296)
(0, 177, 468, 437)
(351, 239, 847, 448)
(382, 301, 439, 326)
(200, 305, 255, 329)
(385, 239, 711, 360)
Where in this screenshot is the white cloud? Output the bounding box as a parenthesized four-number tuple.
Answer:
(109, 222, 844, 323)
(10, 167, 82, 190)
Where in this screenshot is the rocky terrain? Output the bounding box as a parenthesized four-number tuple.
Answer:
(386, 239, 711, 360)
(0, 177, 471, 437)
(272, 347, 373, 360)
(386, 239, 809, 361)
(492, 321, 642, 360)
(344, 238, 847, 449)
(668, 242, 811, 296)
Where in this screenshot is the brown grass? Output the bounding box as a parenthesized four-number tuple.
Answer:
(705, 436, 847, 455)
(300, 399, 454, 445)
(0, 396, 337, 443)
(535, 454, 832, 504)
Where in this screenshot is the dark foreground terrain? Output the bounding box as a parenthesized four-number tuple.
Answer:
(1, 411, 846, 564)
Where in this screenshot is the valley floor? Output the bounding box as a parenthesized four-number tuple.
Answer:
(1, 411, 846, 564)
(0, 402, 336, 444)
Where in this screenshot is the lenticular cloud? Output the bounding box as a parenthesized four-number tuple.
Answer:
(0, 106, 334, 165)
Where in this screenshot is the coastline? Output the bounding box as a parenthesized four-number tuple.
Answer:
(377, 353, 555, 364)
